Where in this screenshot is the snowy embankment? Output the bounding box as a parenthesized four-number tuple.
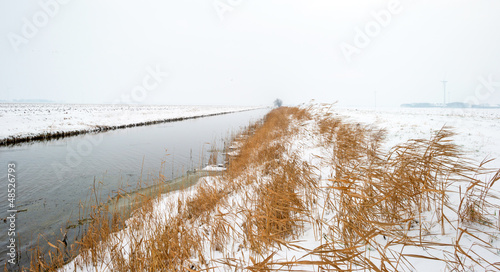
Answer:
(0, 104, 261, 145)
(59, 105, 500, 271)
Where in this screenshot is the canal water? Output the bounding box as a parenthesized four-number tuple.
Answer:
(0, 108, 269, 268)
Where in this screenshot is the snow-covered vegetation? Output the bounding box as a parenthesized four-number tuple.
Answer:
(39, 105, 500, 271)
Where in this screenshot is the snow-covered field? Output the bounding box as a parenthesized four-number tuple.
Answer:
(0, 104, 261, 144)
(59, 104, 500, 271)
(331, 106, 500, 168)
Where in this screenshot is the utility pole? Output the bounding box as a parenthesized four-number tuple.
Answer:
(441, 80, 448, 105)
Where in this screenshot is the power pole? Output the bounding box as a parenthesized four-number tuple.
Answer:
(441, 80, 448, 105)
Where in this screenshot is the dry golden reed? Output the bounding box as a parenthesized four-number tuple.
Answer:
(23, 106, 500, 272)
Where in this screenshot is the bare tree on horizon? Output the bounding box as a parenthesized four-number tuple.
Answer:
(274, 98, 283, 108)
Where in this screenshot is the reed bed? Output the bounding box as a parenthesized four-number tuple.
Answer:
(22, 106, 500, 271)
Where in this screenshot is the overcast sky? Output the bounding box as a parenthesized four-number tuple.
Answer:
(1, 0, 499, 107)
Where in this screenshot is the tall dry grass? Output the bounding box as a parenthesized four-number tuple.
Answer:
(306, 110, 500, 271)
(22, 106, 500, 271)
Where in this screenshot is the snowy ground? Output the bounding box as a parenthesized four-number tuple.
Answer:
(330, 106, 500, 169)
(60, 104, 500, 271)
(0, 103, 261, 143)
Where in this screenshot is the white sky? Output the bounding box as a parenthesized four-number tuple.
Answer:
(1, 0, 499, 106)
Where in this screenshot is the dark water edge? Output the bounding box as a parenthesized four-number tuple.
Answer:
(0, 108, 261, 147)
(104, 169, 221, 219)
(0, 108, 269, 269)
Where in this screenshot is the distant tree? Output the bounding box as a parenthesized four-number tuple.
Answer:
(274, 98, 283, 108)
